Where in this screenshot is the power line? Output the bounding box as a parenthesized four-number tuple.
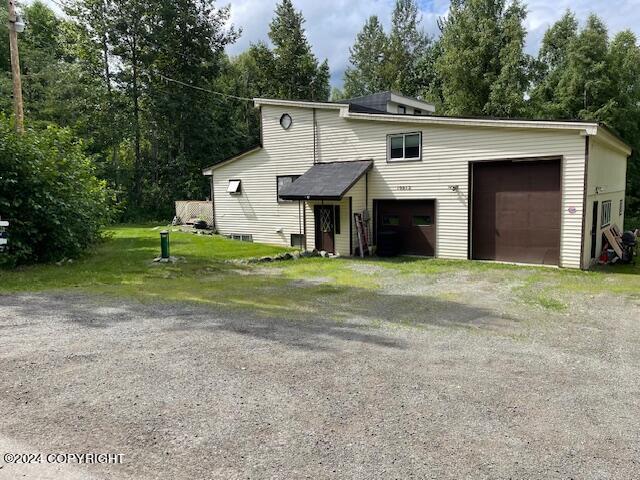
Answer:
(158, 73, 253, 102)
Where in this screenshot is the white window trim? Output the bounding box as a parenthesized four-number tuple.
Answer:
(227, 179, 242, 194)
(387, 132, 422, 163)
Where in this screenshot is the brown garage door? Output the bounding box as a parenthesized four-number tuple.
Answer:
(472, 159, 561, 265)
(376, 200, 436, 256)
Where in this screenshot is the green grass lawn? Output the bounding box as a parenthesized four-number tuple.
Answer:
(1, 225, 638, 318)
(0, 225, 294, 293)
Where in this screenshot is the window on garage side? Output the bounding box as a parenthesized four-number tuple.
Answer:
(388, 133, 421, 162)
(227, 179, 241, 194)
(290, 234, 305, 248)
(412, 215, 432, 226)
(601, 200, 612, 228)
(382, 215, 400, 226)
(276, 175, 300, 202)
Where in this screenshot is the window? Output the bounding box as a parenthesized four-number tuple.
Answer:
(601, 200, 612, 228)
(388, 133, 421, 162)
(414, 109, 422, 115)
(412, 215, 432, 226)
(398, 105, 406, 114)
(280, 113, 292, 130)
(227, 234, 253, 242)
(334, 205, 341, 234)
(227, 179, 242, 194)
(291, 233, 305, 248)
(382, 215, 400, 226)
(276, 175, 300, 202)
(620, 199, 624, 216)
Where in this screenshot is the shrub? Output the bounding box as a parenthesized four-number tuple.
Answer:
(0, 117, 114, 266)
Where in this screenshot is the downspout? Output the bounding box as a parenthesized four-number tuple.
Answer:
(313, 108, 317, 164)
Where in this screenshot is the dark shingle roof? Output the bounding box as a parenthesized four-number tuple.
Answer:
(278, 160, 373, 201)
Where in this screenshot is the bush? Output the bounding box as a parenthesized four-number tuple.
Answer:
(0, 117, 114, 266)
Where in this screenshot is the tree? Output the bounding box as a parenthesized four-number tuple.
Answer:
(529, 11, 578, 118)
(435, 0, 531, 116)
(485, 0, 530, 117)
(381, 0, 429, 96)
(555, 15, 611, 120)
(107, 0, 151, 207)
(343, 15, 387, 97)
(257, 0, 330, 101)
(605, 31, 640, 228)
(0, 116, 113, 266)
(531, 14, 640, 228)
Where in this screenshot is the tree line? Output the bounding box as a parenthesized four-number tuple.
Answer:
(0, 0, 638, 228)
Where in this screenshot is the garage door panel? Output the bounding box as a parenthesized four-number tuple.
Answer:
(472, 160, 561, 265)
(377, 200, 435, 256)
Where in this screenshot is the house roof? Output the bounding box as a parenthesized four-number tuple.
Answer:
(345, 91, 436, 113)
(278, 160, 373, 201)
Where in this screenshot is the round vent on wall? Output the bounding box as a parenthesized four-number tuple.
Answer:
(280, 113, 292, 130)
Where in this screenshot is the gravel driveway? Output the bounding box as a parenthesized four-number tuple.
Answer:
(0, 288, 639, 479)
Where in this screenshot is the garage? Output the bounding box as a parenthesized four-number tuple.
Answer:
(471, 159, 561, 265)
(375, 200, 436, 256)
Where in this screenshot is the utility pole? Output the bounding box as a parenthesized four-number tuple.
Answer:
(7, 0, 24, 134)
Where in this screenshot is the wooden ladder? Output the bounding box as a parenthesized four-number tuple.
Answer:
(354, 212, 370, 258)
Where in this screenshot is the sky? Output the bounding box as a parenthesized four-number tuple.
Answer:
(39, 0, 640, 87)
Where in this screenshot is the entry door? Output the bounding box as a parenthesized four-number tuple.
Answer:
(314, 205, 335, 253)
(591, 201, 599, 259)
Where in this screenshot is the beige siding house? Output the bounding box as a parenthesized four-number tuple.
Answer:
(203, 93, 631, 269)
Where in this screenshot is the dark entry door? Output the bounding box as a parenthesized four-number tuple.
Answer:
(314, 205, 335, 253)
(472, 159, 561, 265)
(376, 200, 436, 256)
(591, 201, 599, 259)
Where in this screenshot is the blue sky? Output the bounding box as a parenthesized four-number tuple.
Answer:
(38, 0, 640, 87)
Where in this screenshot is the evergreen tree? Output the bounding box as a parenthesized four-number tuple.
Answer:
(529, 11, 578, 118)
(343, 15, 387, 97)
(262, 0, 330, 101)
(555, 15, 611, 120)
(485, 0, 530, 117)
(381, 0, 429, 96)
(436, 0, 531, 116)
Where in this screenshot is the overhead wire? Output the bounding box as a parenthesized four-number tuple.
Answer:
(157, 73, 253, 102)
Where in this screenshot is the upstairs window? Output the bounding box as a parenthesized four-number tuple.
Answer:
(398, 105, 406, 114)
(414, 109, 422, 115)
(388, 132, 421, 162)
(277, 175, 300, 202)
(601, 200, 611, 227)
(227, 179, 242, 194)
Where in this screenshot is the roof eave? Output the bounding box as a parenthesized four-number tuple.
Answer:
(341, 109, 600, 133)
(253, 98, 349, 110)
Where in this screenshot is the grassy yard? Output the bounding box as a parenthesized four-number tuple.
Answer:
(1, 225, 638, 319)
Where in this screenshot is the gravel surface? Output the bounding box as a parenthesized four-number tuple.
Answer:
(0, 287, 639, 479)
